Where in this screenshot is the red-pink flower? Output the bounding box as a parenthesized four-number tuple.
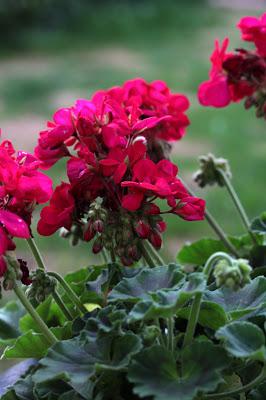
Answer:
(198, 38, 232, 108)
(37, 182, 75, 236)
(238, 13, 266, 57)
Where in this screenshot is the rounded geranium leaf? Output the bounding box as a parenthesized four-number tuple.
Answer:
(216, 321, 266, 361)
(0, 210, 30, 238)
(109, 264, 185, 303)
(128, 341, 229, 400)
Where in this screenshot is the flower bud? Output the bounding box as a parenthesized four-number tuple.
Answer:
(84, 221, 95, 242)
(194, 153, 232, 188)
(156, 220, 167, 233)
(146, 203, 160, 215)
(149, 231, 162, 249)
(93, 219, 104, 233)
(92, 237, 103, 254)
(135, 220, 150, 239)
(214, 258, 252, 291)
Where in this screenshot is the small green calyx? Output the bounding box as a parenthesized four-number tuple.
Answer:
(213, 258, 252, 291)
(26, 269, 57, 303)
(194, 153, 232, 188)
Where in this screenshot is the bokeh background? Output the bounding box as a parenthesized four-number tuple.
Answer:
(0, 0, 265, 371)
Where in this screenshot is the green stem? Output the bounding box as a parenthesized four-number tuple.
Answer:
(27, 237, 46, 270)
(183, 251, 233, 348)
(179, 176, 239, 257)
(145, 241, 165, 265)
(101, 248, 109, 264)
(203, 252, 234, 280)
(167, 318, 174, 351)
(52, 290, 74, 321)
(13, 282, 57, 345)
(155, 319, 167, 347)
(218, 169, 258, 246)
(110, 248, 116, 263)
(205, 364, 266, 399)
(48, 271, 87, 315)
(140, 242, 156, 268)
(182, 292, 202, 348)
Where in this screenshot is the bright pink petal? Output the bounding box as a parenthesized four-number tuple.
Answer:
(198, 76, 231, 108)
(121, 192, 144, 211)
(0, 210, 30, 238)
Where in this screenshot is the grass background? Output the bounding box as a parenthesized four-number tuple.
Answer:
(0, 0, 265, 371)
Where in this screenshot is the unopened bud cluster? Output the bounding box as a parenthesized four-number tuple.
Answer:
(214, 258, 252, 290)
(83, 200, 166, 266)
(194, 153, 232, 188)
(26, 269, 57, 303)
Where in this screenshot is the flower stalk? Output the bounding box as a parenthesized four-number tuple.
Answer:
(179, 176, 239, 257)
(27, 237, 46, 270)
(47, 271, 87, 315)
(140, 242, 157, 268)
(205, 364, 266, 399)
(13, 282, 58, 346)
(217, 169, 258, 246)
(52, 289, 75, 321)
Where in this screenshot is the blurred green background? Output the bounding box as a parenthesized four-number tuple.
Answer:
(0, 0, 265, 370)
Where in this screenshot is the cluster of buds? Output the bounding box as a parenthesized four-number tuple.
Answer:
(194, 153, 232, 188)
(26, 269, 57, 303)
(0, 256, 31, 295)
(213, 258, 252, 290)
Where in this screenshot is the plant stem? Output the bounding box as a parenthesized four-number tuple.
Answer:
(27, 237, 46, 270)
(13, 282, 58, 345)
(167, 318, 174, 351)
(179, 176, 239, 257)
(218, 169, 258, 246)
(110, 248, 116, 263)
(140, 242, 156, 268)
(101, 248, 109, 264)
(145, 241, 165, 265)
(182, 292, 202, 348)
(48, 271, 87, 315)
(155, 319, 167, 347)
(52, 290, 74, 321)
(203, 251, 234, 280)
(204, 364, 266, 399)
(182, 251, 234, 349)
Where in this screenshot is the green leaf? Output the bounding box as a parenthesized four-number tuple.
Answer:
(0, 301, 24, 341)
(177, 301, 228, 330)
(1, 330, 49, 359)
(34, 380, 73, 400)
(204, 276, 266, 319)
(177, 238, 228, 265)
(250, 245, 266, 268)
(128, 341, 229, 400)
(251, 212, 266, 234)
(216, 321, 266, 362)
(84, 306, 127, 336)
(109, 264, 184, 303)
(248, 380, 266, 400)
(19, 297, 64, 334)
(128, 272, 206, 321)
(33, 333, 142, 398)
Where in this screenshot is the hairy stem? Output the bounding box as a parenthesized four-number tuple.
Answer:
(140, 242, 157, 268)
(203, 251, 234, 280)
(167, 318, 174, 351)
(27, 237, 46, 270)
(52, 289, 75, 321)
(48, 271, 87, 315)
(218, 169, 258, 246)
(182, 292, 202, 348)
(179, 176, 239, 257)
(145, 241, 165, 265)
(14, 283, 58, 345)
(205, 364, 266, 399)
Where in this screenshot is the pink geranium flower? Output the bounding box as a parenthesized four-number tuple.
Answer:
(238, 13, 266, 57)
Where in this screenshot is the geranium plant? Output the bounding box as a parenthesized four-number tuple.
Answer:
(0, 11, 266, 400)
